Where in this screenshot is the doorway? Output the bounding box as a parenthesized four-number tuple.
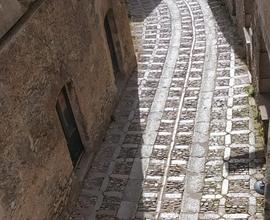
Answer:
(259, 33, 270, 93)
(232, 0, 236, 16)
(56, 86, 84, 166)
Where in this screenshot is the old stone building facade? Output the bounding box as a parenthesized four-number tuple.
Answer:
(0, 0, 136, 219)
(224, 0, 270, 97)
(224, 0, 270, 217)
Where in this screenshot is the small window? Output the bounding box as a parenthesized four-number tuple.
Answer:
(56, 87, 84, 166)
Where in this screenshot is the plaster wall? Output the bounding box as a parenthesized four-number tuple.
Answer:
(0, 0, 136, 219)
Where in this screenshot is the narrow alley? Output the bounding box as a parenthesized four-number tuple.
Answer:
(70, 0, 265, 219)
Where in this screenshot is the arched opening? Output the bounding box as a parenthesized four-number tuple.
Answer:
(104, 9, 122, 85)
(56, 85, 84, 167)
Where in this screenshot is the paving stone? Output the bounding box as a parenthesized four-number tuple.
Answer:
(117, 201, 137, 219)
(69, 0, 265, 218)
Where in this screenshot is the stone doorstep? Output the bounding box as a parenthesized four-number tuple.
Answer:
(259, 105, 269, 145)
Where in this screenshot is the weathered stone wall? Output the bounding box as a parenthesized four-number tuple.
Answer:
(257, 2, 270, 217)
(0, 0, 136, 219)
(234, 0, 245, 40)
(223, 0, 235, 19)
(250, 6, 261, 94)
(223, 0, 254, 41)
(0, 0, 35, 38)
(243, 1, 270, 95)
(256, 0, 270, 59)
(223, 0, 270, 93)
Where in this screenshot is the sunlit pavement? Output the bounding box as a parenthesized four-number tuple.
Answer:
(70, 0, 265, 219)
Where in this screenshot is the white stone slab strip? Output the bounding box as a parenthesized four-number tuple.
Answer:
(180, 0, 218, 217)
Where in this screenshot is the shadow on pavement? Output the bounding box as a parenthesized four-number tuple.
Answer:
(207, 0, 246, 61)
(225, 149, 265, 173)
(92, 68, 145, 219)
(126, 0, 162, 22)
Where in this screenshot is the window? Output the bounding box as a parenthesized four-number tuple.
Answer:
(56, 86, 84, 166)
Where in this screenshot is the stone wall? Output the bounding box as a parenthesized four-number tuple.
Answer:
(223, 0, 270, 93)
(256, 0, 270, 56)
(257, 2, 270, 214)
(0, 0, 136, 219)
(0, 0, 35, 38)
(223, 0, 235, 19)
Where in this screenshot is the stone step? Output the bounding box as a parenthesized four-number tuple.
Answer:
(259, 105, 269, 145)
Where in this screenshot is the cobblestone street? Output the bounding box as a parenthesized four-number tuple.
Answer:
(70, 0, 265, 219)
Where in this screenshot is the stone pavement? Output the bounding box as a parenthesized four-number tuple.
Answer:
(69, 0, 265, 219)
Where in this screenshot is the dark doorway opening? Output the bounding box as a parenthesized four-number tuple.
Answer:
(244, 0, 253, 28)
(104, 10, 121, 82)
(56, 86, 84, 166)
(232, 0, 236, 16)
(259, 34, 270, 94)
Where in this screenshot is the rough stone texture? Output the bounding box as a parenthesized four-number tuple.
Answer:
(223, 0, 270, 93)
(0, 0, 36, 38)
(0, 0, 136, 219)
(234, 0, 245, 39)
(223, 0, 235, 18)
(256, 0, 270, 58)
